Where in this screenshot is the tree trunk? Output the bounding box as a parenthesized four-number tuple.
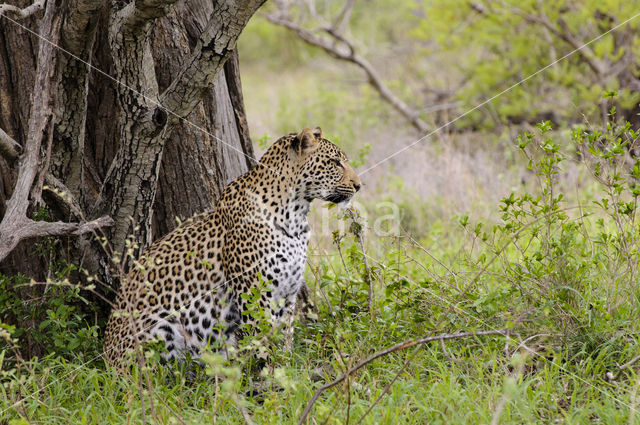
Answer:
(149, 1, 255, 237)
(0, 0, 262, 357)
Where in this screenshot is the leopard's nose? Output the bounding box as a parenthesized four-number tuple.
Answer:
(353, 183, 361, 192)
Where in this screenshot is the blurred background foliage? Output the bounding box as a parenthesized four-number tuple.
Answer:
(239, 0, 640, 233)
(241, 0, 640, 133)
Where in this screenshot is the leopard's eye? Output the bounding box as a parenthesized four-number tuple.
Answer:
(331, 158, 343, 167)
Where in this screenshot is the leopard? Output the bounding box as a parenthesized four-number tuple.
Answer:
(103, 127, 362, 370)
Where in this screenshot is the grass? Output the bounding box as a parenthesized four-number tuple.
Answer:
(1, 312, 638, 424)
(3, 136, 640, 425)
(4, 121, 640, 423)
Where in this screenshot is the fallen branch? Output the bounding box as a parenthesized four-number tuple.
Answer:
(618, 354, 640, 371)
(354, 343, 422, 425)
(297, 329, 507, 424)
(0, 0, 44, 19)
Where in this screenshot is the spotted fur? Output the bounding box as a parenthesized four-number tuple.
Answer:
(103, 128, 361, 369)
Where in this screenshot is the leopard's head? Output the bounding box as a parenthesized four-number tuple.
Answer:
(288, 127, 362, 203)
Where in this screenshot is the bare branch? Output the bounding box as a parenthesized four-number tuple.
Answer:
(1, 0, 60, 223)
(497, 2, 605, 75)
(297, 329, 507, 424)
(0, 215, 114, 262)
(468, 2, 487, 15)
(332, 0, 355, 36)
(0, 0, 61, 259)
(422, 101, 463, 114)
(0, 126, 21, 162)
(556, 17, 608, 75)
(354, 343, 421, 425)
(266, 13, 430, 133)
(30, 216, 113, 237)
(472, 1, 606, 76)
(0, 0, 43, 19)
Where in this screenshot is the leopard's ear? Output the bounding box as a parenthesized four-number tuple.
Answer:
(312, 127, 322, 139)
(291, 127, 320, 155)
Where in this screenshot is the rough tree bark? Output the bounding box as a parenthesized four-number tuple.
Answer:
(94, 0, 263, 258)
(0, 0, 263, 355)
(0, 0, 113, 261)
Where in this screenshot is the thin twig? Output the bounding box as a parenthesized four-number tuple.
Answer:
(332, 0, 355, 36)
(440, 337, 459, 362)
(346, 208, 374, 319)
(334, 237, 350, 273)
(306, 258, 333, 315)
(403, 230, 458, 285)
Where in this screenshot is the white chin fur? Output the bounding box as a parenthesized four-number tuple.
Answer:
(337, 199, 352, 209)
